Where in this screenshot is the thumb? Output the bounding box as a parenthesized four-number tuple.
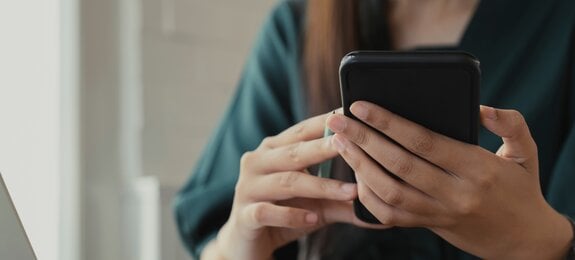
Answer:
(480, 105, 538, 171)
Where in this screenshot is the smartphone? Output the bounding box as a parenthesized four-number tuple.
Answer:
(339, 51, 480, 223)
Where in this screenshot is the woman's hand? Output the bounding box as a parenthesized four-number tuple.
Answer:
(326, 101, 573, 259)
(204, 111, 385, 260)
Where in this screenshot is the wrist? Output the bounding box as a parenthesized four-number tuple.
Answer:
(505, 207, 573, 259)
(200, 238, 226, 260)
(215, 220, 275, 260)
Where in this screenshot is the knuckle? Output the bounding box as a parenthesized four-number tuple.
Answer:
(456, 195, 480, 216)
(510, 110, 525, 124)
(373, 115, 391, 131)
(283, 208, 299, 226)
(354, 128, 371, 146)
(388, 154, 415, 178)
(260, 136, 275, 149)
(358, 187, 371, 203)
(382, 188, 403, 206)
(320, 179, 342, 196)
(279, 172, 300, 188)
(349, 155, 362, 171)
(508, 110, 528, 133)
(291, 123, 306, 138)
(287, 141, 303, 163)
(475, 172, 496, 190)
(234, 178, 246, 195)
(319, 179, 334, 194)
(240, 151, 256, 171)
(457, 203, 474, 216)
(357, 186, 397, 225)
(252, 203, 267, 224)
(411, 131, 435, 156)
(343, 148, 361, 170)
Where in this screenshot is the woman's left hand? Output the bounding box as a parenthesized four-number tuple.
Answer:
(326, 101, 573, 259)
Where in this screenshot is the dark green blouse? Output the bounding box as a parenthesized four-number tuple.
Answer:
(174, 0, 575, 259)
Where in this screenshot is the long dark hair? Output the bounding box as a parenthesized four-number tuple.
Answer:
(301, 1, 363, 259)
(303, 0, 390, 115)
(303, 0, 361, 116)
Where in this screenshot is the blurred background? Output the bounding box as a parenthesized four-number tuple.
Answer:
(0, 0, 275, 259)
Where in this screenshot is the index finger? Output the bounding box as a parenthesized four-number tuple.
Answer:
(349, 101, 476, 173)
(250, 136, 338, 173)
(259, 109, 341, 150)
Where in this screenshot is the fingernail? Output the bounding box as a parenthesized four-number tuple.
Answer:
(331, 135, 347, 152)
(305, 213, 318, 224)
(351, 102, 368, 120)
(484, 106, 498, 120)
(328, 116, 347, 133)
(341, 183, 356, 194)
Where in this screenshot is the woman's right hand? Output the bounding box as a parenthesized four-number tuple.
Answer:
(202, 111, 385, 260)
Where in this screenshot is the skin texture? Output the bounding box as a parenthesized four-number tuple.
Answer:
(201, 111, 385, 260)
(387, 0, 479, 50)
(326, 102, 573, 259)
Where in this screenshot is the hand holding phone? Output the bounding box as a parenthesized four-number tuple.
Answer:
(328, 51, 570, 259)
(338, 51, 480, 223)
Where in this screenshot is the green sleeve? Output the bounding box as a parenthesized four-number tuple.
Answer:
(547, 43, 575, 217)
(173, 1, 304, 258)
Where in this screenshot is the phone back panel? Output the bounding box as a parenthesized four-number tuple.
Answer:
(339, 51, 480, 223)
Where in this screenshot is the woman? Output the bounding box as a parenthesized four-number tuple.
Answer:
(174, 0, 575, 259)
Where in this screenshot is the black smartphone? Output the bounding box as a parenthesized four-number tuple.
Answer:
(339, 51, 480, 223)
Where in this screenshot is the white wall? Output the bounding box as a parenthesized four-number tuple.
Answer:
(0, 1, 277, 259)
(141, 0, 276, 187)
(140, 1, 275, 258)
(0, 1, 61, 260)
(79, 1, 276, 259)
